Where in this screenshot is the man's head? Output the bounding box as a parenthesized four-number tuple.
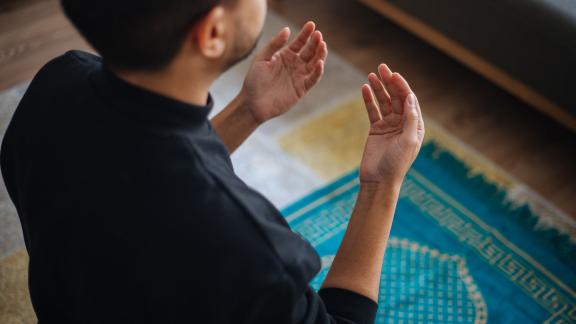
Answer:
(60, 0, 267, 73)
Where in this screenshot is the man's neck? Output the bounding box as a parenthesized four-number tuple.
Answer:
(114, 64, 214, 107)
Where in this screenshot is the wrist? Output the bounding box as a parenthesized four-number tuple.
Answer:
(359, 177, 404, 196)
(233, 91, 263, 128)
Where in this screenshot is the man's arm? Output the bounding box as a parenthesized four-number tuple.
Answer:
(321, 179, 401, 301)
(211, 93, 260, 154)
(212, 22, 327, 153)
(322, 64, 425, 302)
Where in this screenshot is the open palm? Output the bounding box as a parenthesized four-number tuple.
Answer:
(241, 22, 328, 123)
(360, 64, 425, 183)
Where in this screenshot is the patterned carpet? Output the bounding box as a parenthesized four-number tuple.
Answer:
(1, 11, 574, 324)
(278, 90, 575, 322)
(281, 137, 575, 322)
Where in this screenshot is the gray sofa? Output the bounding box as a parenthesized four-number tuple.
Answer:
(359, 0, 576, 130)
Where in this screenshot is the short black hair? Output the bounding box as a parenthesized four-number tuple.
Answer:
(61, 1, 232, 71)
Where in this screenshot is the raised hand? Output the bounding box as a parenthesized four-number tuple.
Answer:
(240, 22, 328, 124)
(359, 64, 425, 184)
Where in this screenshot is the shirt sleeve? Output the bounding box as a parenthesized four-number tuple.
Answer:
(294, 286, 378, 324)
(245, 275, 378, 324)
(318, 287, 378, 323)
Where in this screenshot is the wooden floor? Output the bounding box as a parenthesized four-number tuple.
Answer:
(1, 0, 575, 216)
(0, 0, 91, 90)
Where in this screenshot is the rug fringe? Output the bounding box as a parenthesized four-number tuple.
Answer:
(420, 130, 576, 253)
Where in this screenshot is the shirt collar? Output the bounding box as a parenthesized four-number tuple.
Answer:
(90, 67, 213, 130)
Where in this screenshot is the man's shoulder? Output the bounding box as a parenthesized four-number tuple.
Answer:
(40, 50, 101, 76)
(28, 50, 100, 91)
(15, 50, 100, 110)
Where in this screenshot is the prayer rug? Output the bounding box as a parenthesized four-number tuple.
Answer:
(279, 98, 576, 323)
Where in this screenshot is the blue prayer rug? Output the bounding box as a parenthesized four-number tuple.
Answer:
(281, 142, 576, 323)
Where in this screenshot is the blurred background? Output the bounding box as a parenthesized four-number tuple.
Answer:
(0, 0, 575, 323)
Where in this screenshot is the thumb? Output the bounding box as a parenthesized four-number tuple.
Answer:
(403, 93, 420, 138)
(257, 27, 291, 61)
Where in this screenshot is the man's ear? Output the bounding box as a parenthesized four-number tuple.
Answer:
(192, 6, 228, 59)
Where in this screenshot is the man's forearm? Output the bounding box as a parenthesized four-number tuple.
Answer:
(211, 93, 260, 154)
(321, 177, 403, 302)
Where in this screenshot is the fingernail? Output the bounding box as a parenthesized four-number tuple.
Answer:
(407, 93, 416, 106)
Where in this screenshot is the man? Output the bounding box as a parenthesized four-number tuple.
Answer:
(0, 0, 424, 323)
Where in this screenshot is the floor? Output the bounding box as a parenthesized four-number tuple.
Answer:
(1, 0, 575, 216)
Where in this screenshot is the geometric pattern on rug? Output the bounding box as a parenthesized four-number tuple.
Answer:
(282, 163, 576, 323)
(310, 238, 488, 324)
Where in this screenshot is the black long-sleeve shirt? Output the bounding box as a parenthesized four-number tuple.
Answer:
(0, 51, 378, 323)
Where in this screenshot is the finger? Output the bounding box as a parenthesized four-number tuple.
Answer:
(389, 73, 414, 115)
(391, 72, 413, 98)
(306, 41, 327, 72)
(403, 93, 419, 138)
(377, 63, 393, 85)
(377, 64, 402, 114)
(367, 73, 392, 115)
(361, 84, 382, 123)
(415, 94, 425, 141)
(258, 27, 291, 61)
(320, 40, 328, 61)
(289, 21, 316, 53)
(300, 31, 322, 62)
(304, 60, 324, 91)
